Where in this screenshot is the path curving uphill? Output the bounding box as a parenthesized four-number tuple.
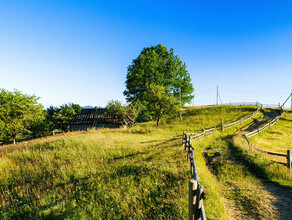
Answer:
(233, 108, 292, 220)
(237, 108, 281, 135)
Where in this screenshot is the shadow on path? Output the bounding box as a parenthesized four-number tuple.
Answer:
(241, 108, 281, 133)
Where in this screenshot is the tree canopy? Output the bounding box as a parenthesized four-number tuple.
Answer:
(145, 84, 180, 126)
(124, 44, 194, 125)
(0, 89, 44, 144)
(45, 103, 82, 132)
(105, 100, 139, 127)
(124, 44, 194, 105)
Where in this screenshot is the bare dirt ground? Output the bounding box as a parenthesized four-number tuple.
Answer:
(263, 181, 292, 220)
(239, 108, 281, 134)
(228, 108, 292, 220)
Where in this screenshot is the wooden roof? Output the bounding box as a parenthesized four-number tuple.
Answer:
(70, 108, 123, 126)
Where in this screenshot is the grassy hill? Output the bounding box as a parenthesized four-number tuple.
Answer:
(0, 105, 280, 219)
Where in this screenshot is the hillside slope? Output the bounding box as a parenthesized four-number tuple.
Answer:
(0, 106, 261, 219)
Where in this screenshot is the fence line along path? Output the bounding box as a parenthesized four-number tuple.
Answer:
(182, 134, 206, 220)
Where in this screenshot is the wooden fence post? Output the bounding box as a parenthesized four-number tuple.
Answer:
(189, 179, 197, 220)
(202, 129, 205, 136)
(241, 118, 243, 126)
(287, 150, 291, 173)
(187, 136, 191, 160)
(221, 121, 224, 132)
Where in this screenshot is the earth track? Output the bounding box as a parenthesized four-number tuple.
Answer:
(231, 108, 292, 220)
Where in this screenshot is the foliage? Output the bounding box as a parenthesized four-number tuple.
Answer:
(124, 44, 194, 123)
(105, 100, 139, 127)
(0, 89, 44, 144)
(145, 84, 180, 126)
(45, 103, 82, 132)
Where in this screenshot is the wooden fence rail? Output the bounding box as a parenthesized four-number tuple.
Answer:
(183, 132, 206, 220)
(243, 110, 291, 171)
(245, 111, 285, 138)
(184, 104, 262, 140)
(182, 102, 287, 218)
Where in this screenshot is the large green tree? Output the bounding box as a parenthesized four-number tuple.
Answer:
(124, 44, 194, 123)
(0, 89, 44, 144)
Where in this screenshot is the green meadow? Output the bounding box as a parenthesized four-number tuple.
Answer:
(2, 105, 290, 219)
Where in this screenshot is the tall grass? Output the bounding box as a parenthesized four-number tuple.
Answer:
(0, 106, 258, 219)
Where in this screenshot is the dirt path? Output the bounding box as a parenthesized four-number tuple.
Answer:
(229, 108, 292, 220)
(263, 181, 292, 220)
(238, 108, 281, 134)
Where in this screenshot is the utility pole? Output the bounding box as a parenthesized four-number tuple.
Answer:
(216, 85, 218, 105)
(179, 87, 182, 121)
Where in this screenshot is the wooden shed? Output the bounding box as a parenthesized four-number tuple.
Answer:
(70, 107, 124, 130)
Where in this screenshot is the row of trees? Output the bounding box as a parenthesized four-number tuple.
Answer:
(1, 44, 194, 144)
(0, 89, 82, 144)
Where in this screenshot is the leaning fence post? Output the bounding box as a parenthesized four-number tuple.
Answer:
(221, 121, 224, 132)
(287, 150, 291, 173)
(189, 179, 197, 220)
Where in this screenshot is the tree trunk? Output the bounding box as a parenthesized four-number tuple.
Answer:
(156, 117, 160, 126)
(156, 110, 163, 126)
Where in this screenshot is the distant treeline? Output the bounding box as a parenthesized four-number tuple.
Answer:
(0, 89, 82, 145)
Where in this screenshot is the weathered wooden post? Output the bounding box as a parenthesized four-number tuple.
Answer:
(221, 121, 224, 132)
(189, 179, 197, 220)
(287, 150, 291, 173)
(240, 118, 243, 126)
(214, 125, 216, 131)
(202, 128, 205, 136)
(187, 136, 191, 160)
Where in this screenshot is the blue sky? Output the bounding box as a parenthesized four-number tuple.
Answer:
(0, 0, 292, 108)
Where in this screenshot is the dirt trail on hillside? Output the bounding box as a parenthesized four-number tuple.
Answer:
(238, 108, 281, 134)
(229, 109, 292, 220)
(263, 181, 292, 220)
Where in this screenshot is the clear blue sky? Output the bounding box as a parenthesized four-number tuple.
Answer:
(1, 0, 292, 108)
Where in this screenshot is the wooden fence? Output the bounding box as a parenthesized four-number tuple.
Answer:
(245, 111, 285, 138)
(244, 111, 291, 171)
(182, 134, 206, 220)
(181, 102, 263, 218)
(185, 104, 262, 140)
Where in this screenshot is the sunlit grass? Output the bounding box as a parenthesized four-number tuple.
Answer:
(249, 110, 292, 154)
(0, 106, 258, 219)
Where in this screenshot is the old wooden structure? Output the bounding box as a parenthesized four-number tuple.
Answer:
(70, 107, 124, 130)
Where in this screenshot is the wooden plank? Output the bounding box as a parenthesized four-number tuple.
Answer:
(189, 179, 197, 220)
(288, 150, 291, 173)
(267, 152, 287, 157)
